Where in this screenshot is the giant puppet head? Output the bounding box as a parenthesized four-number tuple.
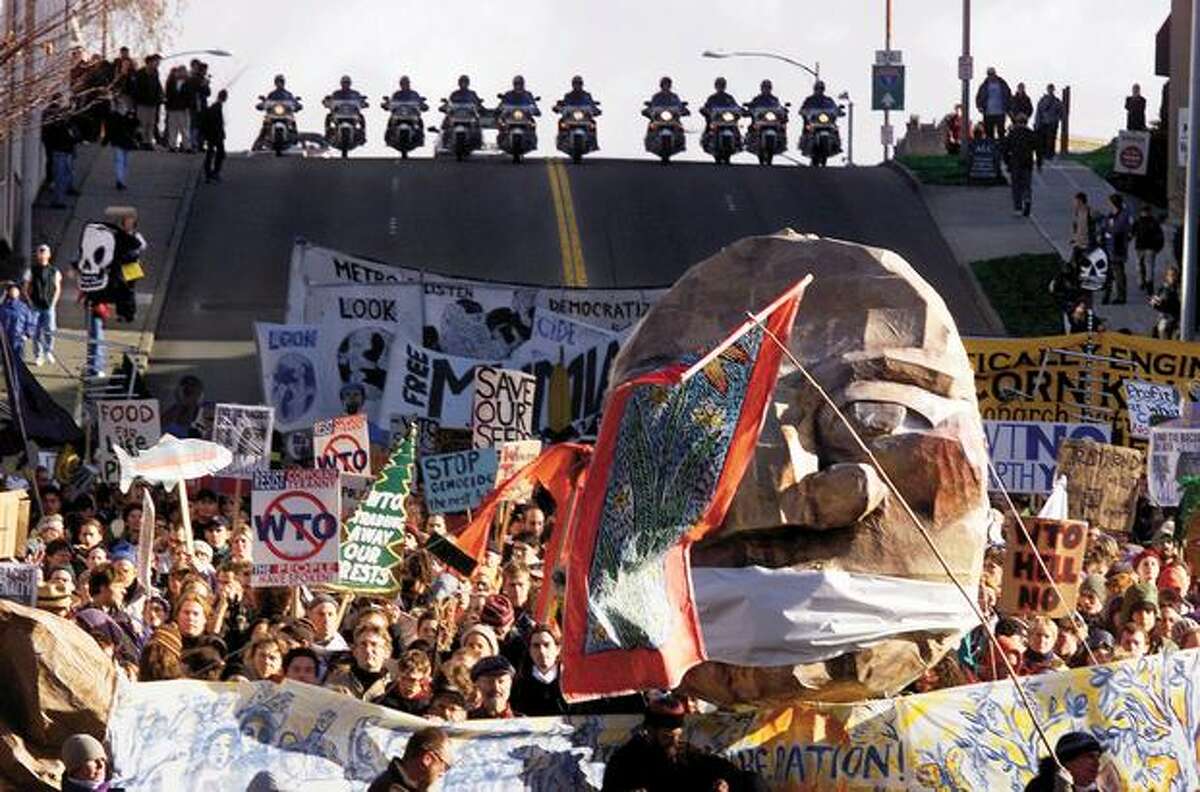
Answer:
(609, 231, 990, 704)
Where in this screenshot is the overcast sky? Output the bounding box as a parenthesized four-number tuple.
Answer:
(170, 0, 1169, 162)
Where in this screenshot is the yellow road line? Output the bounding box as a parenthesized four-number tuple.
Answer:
(554, 160, 589, 288)
(546, 160, 576, 286)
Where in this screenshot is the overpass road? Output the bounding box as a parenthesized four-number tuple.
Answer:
(148, 156, 993, 401)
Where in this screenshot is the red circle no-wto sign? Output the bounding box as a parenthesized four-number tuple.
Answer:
(261, 490, 338, 562)
(320, 432, 368, 473)
(1118, 144, 1144, 172)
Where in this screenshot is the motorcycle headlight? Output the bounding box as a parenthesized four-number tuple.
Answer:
(721, 111, 736, 122)
(272, 104, 286, 116)
(659, 110, 674, 122)
(513, 109, 525, 120)
(572, 110, 584, 121)
(764, 111, 778, 122)
(817, 112, 830, 124)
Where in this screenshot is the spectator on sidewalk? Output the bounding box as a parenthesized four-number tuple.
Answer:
(1034, 84, 1063, 167)
(0, 282, 35, 361)
(1133, 205, 1165, 293)
(1102, 194, 1132, 305)
(1070, 192, 1093, 258)
(1126, 84, 1147, 131)
(975, 66, 1012, 140)
(1150, 266, 1181, 339)
(1002, 113, 1038, 217)
(164, 65, 195, 152)
(131, 54, 163, 149)
(103, 101, 140, 191)
(41, 98, 79, 209)
(188, 60, 211, 151)
(23, 243, 61, 366)
(200, 90, 227, 183)
(942, 104, 964, 155)
(110, 55, 137, 116)
(1008, 82, 1033, 125)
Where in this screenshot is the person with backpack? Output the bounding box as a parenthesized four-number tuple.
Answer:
(1132, 205, 1165, 293)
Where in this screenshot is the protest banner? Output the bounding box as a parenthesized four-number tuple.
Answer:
(420, 448, 499, 514)
(0, 490, 30, 559)
(339, 473, 371, 521)
(536, 286, 668, 331)
(494, 439, 543, 501)
(1125, 379, 1182, 440)
(1055, 438, 1144, 534)
(96, 399, 161, 485)
(254, 322, 324, 432)
(137, 488, 155, 592)
(0, 562, 38, 606)
(312, 414, 372, 475)
(998, 517, 1088, 617)
(250, 469, 340, 587)
(213, 404, 275, 479)
(984, 420, 1111, 494)
(1148, 419, 1200, 506)
(335, 429, 416, 592)
(471, 366, 537, 447)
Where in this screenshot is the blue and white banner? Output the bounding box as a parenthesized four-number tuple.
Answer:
(984, 420, 1112, 494)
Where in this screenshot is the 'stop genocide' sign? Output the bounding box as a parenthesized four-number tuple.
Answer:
(420, 448, 499, 514)
(251, 468, 340, 587)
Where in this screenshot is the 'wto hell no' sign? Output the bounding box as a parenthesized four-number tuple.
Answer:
(313, 414, 372, 475)
(999, 517, 1088, 618)
(251, 468, 341, 587)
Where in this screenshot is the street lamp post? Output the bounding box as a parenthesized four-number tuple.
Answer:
(838, 91, 854, 165)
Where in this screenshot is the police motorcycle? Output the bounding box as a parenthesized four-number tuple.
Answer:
(255, 95, 302, 156)
(799, 106, 843, 167)
(745, 103, 790, 165)
(643, 100, 688, 163)
(555, 101, 600, 164)
(496, 94, 541, 164)
(322, 86, 368, 158)
(437, 99, 484, 161)
(703, 103, 744, 164)
(382, 96, 426, 158)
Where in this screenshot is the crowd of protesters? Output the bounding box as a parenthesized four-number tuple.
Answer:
(40, 46, 228, 205)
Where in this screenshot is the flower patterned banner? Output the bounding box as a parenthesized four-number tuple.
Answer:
(107, 650, 1200, 791)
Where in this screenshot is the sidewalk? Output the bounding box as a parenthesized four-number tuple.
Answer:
(918, 157, 1163, 336)
(27, 146, 200, 412)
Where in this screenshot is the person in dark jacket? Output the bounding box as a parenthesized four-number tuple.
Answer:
(1132, 205, 1165, 292)
(103, 102, 140, 190)
(1023, 731, 1105, 792)
(60, 733, 114, 792)
(975, 66, 1012, 139)
(131, 54, 163, 148)
(1002, 113, 1039, 216)
(602, 695, 759, 792)
(1125, 83, 1147, 131)
(1034, 84, 1064, 165)
(366, 726, 453, 792)
(1150, 266, 1181, 339)
(0, 282, 35, 360)
(163, 65, 195, 151)
(187, 59, 210, 150)
(40, 100, 79, 208)
(1008, 82, 1033, 123)
(200, 89, 227, 182)
(1102, 193, 1132, 304)
(511, 623, 568, 716)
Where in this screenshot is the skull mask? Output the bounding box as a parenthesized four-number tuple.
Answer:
(78, 222, 114, 293)
(1078, 249, 1108, 292)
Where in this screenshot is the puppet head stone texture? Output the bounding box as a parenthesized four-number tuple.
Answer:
(611, 231, 989, 704)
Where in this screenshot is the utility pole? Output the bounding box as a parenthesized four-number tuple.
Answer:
(883, 0, 893, 161)
(960, 0, 971, 163)
(1182, 0, 1200, 341)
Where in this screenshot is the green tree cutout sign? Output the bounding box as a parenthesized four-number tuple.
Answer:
(335, 427, 416, 592)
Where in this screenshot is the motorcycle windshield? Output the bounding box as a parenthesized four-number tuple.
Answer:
(332, 102, 361, 116)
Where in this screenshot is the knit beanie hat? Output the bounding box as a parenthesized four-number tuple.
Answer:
(1158, 564, 1190, 595)
(480, 594, 515, 629)
(1079, 574, 1107, 602)
(461, 623, 499, 657)
(147, 624, 183, 660)
(1121, 581, 1159, 626)
(61, 733, 105, 773)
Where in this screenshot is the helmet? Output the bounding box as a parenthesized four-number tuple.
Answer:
(513, 75, 525, 89)
(571, 75, 583, 88)
(274, 74, 285, 86)
(761, 79, 773, 93)
(458, 75, 470, 87)
(660, 76, 672, 89)
(714, 76, 727, 91)
(814, 80, 826, 94)
(340, 75, 351, 88)
(399, 75, 410, 88)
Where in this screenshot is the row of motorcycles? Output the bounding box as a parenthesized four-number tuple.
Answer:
(255, 75, 844, 166)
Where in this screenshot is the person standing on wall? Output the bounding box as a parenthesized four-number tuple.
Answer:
(1034, 84, 1064, 168)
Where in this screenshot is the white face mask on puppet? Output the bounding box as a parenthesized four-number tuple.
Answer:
(78, 223, 114, 293)
(1079, 249, 1108, 292)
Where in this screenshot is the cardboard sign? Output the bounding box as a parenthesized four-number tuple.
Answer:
(336, 430, 416, 592)
(1113, 129, 1150, 176)
(213, 404, 275, 479)
(1125, 380, 1182, 441)
(0, 562, 38, 606)
(313, 414, 372, 475)
(1055, 439, 1144, 535)
(999, 517, 1088, 617)
(97, 399, 161, 484)
(494, 440, 543, 502)
(250, 469, 340, 587)
(472, 366, 537, 448)
(984, 420, 1112, 494)
(137, 488, 155, 592)
(1148, 422, 1200, 507)
(0, 490, 31, 559)
(420, 448, 499, 514)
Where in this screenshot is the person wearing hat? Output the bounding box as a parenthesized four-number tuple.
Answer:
(37, 579, 74, 617)
(1086, 629, 1116, 664)
(60, 733, 111, 791)
(1076, 574, 1108, 633)
(602, 694, 755, 791)
(1132, 549, 1161, 585)
(480, 592, 528, 672)
(23, 242, 61, 366)
(1119, 581, 1176, 653)
(467, 655, 518, 719)
(366, 725, 454, 792)
(306, 592, 348, 667)
(1024, 731, 1107, 791)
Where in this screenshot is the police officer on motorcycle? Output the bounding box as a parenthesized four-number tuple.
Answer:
(746, 79, 783, 111)
(644, 76, 687, 116)
(325, 75, 367, 141)
(554, 75, 599, 113)
(449, 75, 482, 108)
(264, 74, 298, 106)
(499, 75, 539, 113)
(801, 80, 838, 112)
(390, 75, 428, 109)
(701, 77, 739, 118)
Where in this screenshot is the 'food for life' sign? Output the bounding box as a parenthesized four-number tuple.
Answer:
(251, 469, 340, 587)
(471, 366, 536, 448)
(999, 517, 1088, 618)
(313, 414, 372, 475)
(97, 399, 161, 484)
(420, 448, 499, 514)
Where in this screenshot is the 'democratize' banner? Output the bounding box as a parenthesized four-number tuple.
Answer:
(107, 651, 1200, 791)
